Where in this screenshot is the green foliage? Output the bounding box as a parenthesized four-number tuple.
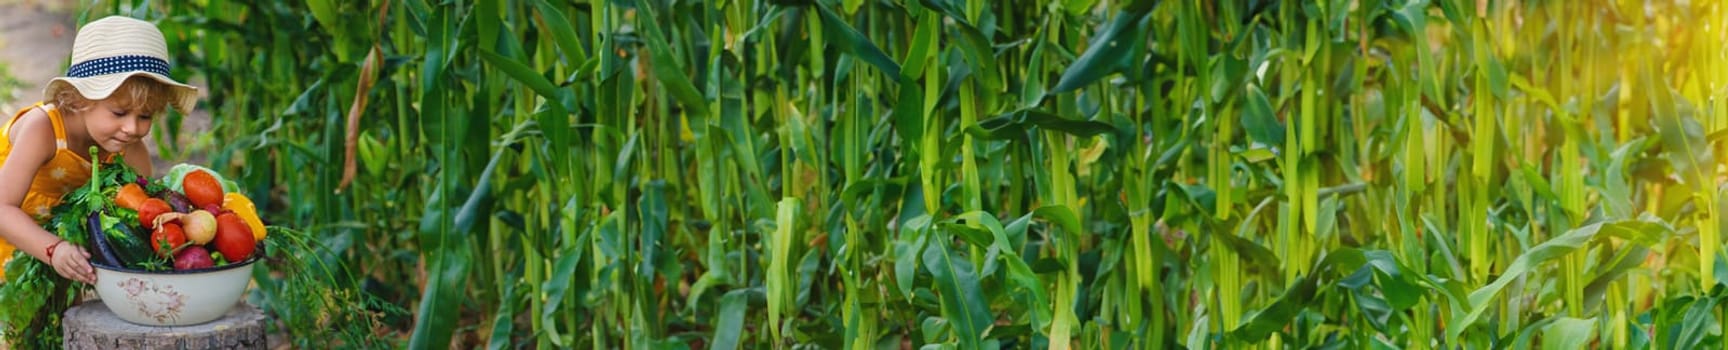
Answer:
(72, 0, 1728, 349)
(0, 152, 143, 349)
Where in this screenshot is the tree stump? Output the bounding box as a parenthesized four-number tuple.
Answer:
(63, 301, 267, 350)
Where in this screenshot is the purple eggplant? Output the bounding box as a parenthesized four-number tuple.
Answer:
(85, 211, 152, 269)
(86, 213, 122, 267)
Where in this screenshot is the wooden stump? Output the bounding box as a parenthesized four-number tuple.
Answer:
(63, 301, 267, 350)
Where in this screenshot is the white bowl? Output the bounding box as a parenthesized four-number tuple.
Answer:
(91, 258, 256, 326)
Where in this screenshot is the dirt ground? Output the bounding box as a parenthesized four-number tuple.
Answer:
(0, 0, 74, 114)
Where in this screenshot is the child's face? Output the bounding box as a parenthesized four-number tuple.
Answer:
(82, 98, 154, 153)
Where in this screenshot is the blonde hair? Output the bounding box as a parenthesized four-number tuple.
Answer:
(52, 76, 170, 116)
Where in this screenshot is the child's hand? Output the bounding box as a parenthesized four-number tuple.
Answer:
(49, 240, 96, 284)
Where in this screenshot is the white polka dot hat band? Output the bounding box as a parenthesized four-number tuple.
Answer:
(43, 16, 198, 113)
(66, 55, 171, 78)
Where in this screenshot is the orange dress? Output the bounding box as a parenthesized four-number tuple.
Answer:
(0, 103, 120, 279)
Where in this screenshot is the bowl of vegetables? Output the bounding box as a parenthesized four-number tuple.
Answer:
(61, 153, 269, 326)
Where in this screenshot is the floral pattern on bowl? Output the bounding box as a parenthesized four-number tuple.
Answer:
(116, 277, 188, 324)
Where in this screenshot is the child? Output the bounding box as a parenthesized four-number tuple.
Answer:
(0, 16, 197, 284)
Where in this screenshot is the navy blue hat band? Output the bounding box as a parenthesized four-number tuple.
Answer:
(66, 55, 170, 78)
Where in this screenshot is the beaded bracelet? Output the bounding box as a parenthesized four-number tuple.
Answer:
(45, 239, 64, 261)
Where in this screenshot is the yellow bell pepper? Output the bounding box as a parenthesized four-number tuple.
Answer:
(223, 192, 267, 240)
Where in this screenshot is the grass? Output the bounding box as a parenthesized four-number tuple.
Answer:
(57, 0, 1728, 349)
(0, 67, 23, 111)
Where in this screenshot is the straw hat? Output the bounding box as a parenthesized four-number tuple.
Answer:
(43, 16, 197, 113)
